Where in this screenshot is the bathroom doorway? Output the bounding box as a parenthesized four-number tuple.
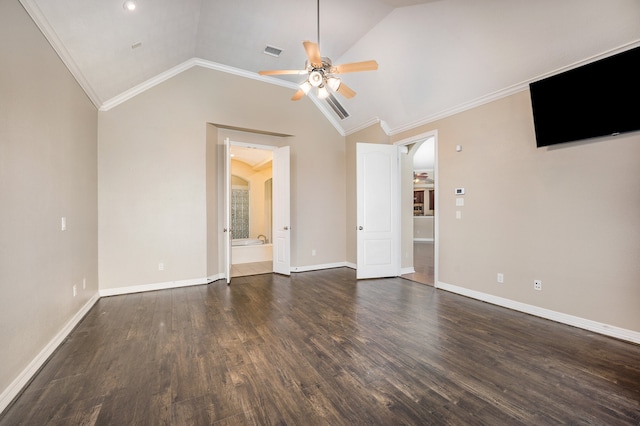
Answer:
(229, 145, 274, 277)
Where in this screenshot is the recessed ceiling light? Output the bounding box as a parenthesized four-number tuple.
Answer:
(123, 1, 137, 11)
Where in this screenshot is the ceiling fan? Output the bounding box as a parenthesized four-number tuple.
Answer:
(258, 0, 378, 103)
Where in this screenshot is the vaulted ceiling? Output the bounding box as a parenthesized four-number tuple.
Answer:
(20, 0, 640, 135)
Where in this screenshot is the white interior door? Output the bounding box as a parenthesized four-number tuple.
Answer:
(272, 146, 290, 275)
(223, 137, 231, 284)
(356, 143, 400, 279)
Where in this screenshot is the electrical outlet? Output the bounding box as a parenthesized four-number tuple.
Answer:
(72, 285, 77, 297)
(312, 249, 316, 256)
(534, 280, 542, 291)
(158, 263, 164, 271)
(82, 278, 86, 289)
(497, 273, 504, 283)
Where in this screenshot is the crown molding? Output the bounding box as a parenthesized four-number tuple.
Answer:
(19, 0, 102, 108)
(388, 83, 530, 136)
(99, 58, 348, 136)
(18, 1, 640, 139)
(386, 39, 640, 136)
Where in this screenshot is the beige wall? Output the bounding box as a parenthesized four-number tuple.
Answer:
(205, 124, 219, 278)
(98, 66, 346, 290)
(390, 89, 640, 332)
(0, 0, 98, 398)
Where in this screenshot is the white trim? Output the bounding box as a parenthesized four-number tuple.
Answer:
(207, 273, 226, 283)
(388, 85, 529, 136)
(99, 58, 347, 136)
(413, 238, 434, 242)
(393, 129, 439, 288)
(436, 281, 640, 345)
(229, 141, 278, 151)
(19, 3, 639, 140)
(19, 0, 102, 108)
(345, 262, 357, 270)
(383, 40, 640, 136)
(290, 262, 349, 273)
(99, 277, 209, 297)
(0, 293, 100, 414)
(400, 267, 415, 275)
(99, 58, 300, 112)
(345, 117, 384, 136)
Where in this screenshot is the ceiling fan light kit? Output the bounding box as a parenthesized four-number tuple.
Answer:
(258, 0, 378, 113)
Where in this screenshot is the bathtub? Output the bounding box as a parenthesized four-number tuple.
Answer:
(232, 238, 264, 246)
(232, 239, 272, 264)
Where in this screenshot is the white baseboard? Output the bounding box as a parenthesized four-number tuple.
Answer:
(0, 293, 100, 414)
(291, 262, 349, 273)
(400, 267, 416, 275)
(436, 281, 640, 345)
(206, 273, 226, 283)
(99, 277, 210, 297)
(413, 238, 434, 242)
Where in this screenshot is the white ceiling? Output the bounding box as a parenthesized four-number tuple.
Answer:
(20, 0, 640, 135)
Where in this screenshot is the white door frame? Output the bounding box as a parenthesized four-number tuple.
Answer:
(224, 138, 231, 284)
(224, 141, 290, 279)
(393, 130, 439, 287)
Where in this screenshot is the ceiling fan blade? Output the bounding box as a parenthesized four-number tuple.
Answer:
(291, 89, 305, 101)
(303, 41, 322, 67)
(333, 60, 379, 74)
(258, 69, 306, 76)
(336, 82, 356, 99)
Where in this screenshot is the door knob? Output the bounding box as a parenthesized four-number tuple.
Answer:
(284, 226, 289, 230)
(358, 226, 363, 230)
(223, 228, 228, 232)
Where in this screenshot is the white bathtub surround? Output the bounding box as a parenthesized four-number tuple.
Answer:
(232, 238, 264, 246)
(232, 243, 273, 264)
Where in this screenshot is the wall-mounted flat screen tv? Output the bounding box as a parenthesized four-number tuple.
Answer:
(529, 45, 640, 148)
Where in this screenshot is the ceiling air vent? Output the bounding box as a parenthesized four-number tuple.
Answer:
(263, 45, 283, 57)
(326, 93, 349, 120)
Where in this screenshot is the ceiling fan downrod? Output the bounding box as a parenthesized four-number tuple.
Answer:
(316, 0, 320, 49)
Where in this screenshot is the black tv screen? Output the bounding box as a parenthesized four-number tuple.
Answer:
(529, 45, 640, 147)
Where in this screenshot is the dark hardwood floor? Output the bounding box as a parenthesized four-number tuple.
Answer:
(2, 268, 639, 425)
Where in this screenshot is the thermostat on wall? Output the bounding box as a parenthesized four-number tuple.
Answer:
(455, 188, 465, 195)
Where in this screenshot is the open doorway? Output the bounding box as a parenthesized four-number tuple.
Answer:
(229, 145, 274, 277)
(400, 134, 436, 286)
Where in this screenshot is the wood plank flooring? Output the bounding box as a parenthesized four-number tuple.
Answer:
(231, 261, 272, 278)
(2, 267, 639, 425)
